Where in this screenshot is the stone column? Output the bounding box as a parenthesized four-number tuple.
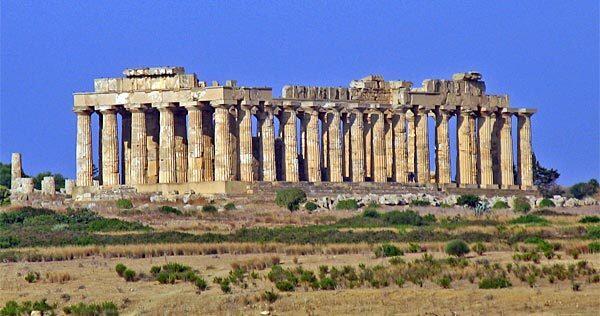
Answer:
(75, 109, 93, 187)
(385, 114, 394, 179)
(11, 152, 23, 190)
(127, 104, 147, 185)
(372, 110, 387, 183)
(157, 104, 176, 184)
(41, 177, 55, 196)
(202, 108, 214, 181)
(392, 108, 408, 183)
(145, 110, 160, 184)
(364, 114, 372, 179)
(350, 109, 365, 182)
(457, 108, 474, 187)
(281, 106, 299, 182)
(343, 113, 351, 179)
(478, 108, 497, 188)
(99, 107, 119, 186)
(306, 109, 321, 182)
(185, 103, 204, 182)
(518, 112, 534, 189)
(239, 103, 254, 182)
(406, 109, 416, 177)
(469, 113, 478, 185)
(213, 103, 233, 181)
(415, 107, 430, 184)
(229, 109, 239, 181)
(499, 111, 515, 188)
(174, 108, 188, 183)
(435, 108, 452, 185)
(328, 108, 343, 182)
(491, 112, 502, 185)
(259, 106, 276, 181)
(321, 113, 329, 180)
(121, 111, 131, 185)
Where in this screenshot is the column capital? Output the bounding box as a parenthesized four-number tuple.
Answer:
(73, 106, 94, 114)
(210, 99, 237, 108)
(125, 103, 149, 112)
(96, 105, 118, 113)
(479, 106, 497, 115)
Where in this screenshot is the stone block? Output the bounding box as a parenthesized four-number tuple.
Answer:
(41, 176, 55, 195)
(65, 179, 75, 195)
(19, 178, 34, 194)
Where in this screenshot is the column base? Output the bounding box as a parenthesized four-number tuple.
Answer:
(501, 184, 520, 190)
(458, 184, 479, 189)
(520, 185, 538, 191)
(479, 184, 500, 189)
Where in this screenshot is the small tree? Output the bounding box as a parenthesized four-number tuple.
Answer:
(457, 195, 480, 208)
(445, 240, 470, 257)
(513, 197, 531, 213)
(275, 188, 307, 211)
(570, 179, 599, 199)
(533, 153, 563, 197)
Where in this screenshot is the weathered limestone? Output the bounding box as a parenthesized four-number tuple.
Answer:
(127, 104, 147, 185)
(499, 111, 516, 188)
(185, 103, 204, 182)
(174, 108, 188, 183)
(99, 108, 119, 186)
(469, 113, 478, 185)
(406, 110, 416, 177)
(75, 110, 93, 187)
(343, 114, 351, 179)
(239, 103, 254, 182)
(41, 176, 55, 195)
(328, 109, 343, 182)
(364, 115, 372, 179)
(157, 104, 177, 183)
(457, 108, 474, 187)
(201, 108, 214, 181)
(385, 115, 394, 179)
(305, 109, 321, 182)
(372, 110, 387, 183)
(435, 108, 452, 185)
(350, 110, 365, 182)
(214, 104, 233, 181)
(392, 109, 408, 183)
(281, 106, 299, 182)
(19, 178, 34, 194)
(121, 111, 132, 185)
(259, 106, 276, 181)
(11, 153, 23, 190)
(518, 112, 534, 189)
(478, 108, 497, 188)
(145, 110, 160, 184)
(415, 107, 430, 184)
(65, 179, 75, 195)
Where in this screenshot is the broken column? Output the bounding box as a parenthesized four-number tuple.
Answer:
(11, 153, 22, 190)
(41, 176, 55, 195)
(64, 179, 75, 195)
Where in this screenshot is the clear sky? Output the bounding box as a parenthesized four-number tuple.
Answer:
(1, 1, 598, 185)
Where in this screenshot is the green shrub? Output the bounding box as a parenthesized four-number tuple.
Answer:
(319, 277, 336, 290)
(445, 240, 470, 257)
(195, 277, 208, 291)
(569, 179, 599, 199)
(395, 276, 406, 287)
(275, 280, 295, 291)
(336, 199, 359, 210)
(262, 290, 279, 303)
(202, 205, 217, 213)
(510, 215, 548, 225)
(123, 269, 136, 282)
(363, 209, 380, 218)
(406, 243, 421, 253)
(24, 272, 39, 283)
(409, 199, 430, 207)
(150, 266, 161, 275)
(223, 202, 236, 211)
(586, 226, 600, 239)
(220, 279, 232, 293)
(116, 199, 133, 209)
(437, 275, 452, 288)
(383, 210, 432, 226)
(275, 188, 307, 211)
(374, 244, 403, 258)
(115, 263, 127, 277)
(588, 242, 600, 253)
(492, 200, 509, 209)
(580, 216, 600, 224)
(457, 195, 480, 208)
(479, 276, 512, 289)
(538, 198, 555, 208)
(472, 242, 486, 256)
(1, 299, 55, 316)
(160, 206, 182, 216)
(304, 201, 318, 211)
(439, 202, 452, 208)
(0, 185, 10, 206)
(513, 197, 531, 213)
(63, 301, 118, 315)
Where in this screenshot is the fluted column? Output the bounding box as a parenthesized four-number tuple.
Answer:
(406, 109, 416, 177)
(214, 104, 233, 181)
(174, 109, 188, 183)
(372, 110, 387, 183)
(99, 107, 119, 186)
(121, 111, 132, 185)
(259, 106, 276, 181)
(321, 113, 329, 180)
(202, 109, 214, 181)
(457, 108, 474, 186)
(239, 103, 254, 182)
(350, 109, 365, 182)
(469, 113, 478, 185)
(75, 109, 93, 186)
(145, 110, 160, 184)
(435, 108, 452, 185)
(499, 111, 515, 188)
(478, 108, 497, 188)
(127, 105, 147, 185)
(157, 104, 176, 184)
(328, 109, 343, 182)
(385, 114, 394, 179)
(414, 107, 430, 184)
(518, 112, 534, 189)
(185, 103, 203, 182)
(392, 108, 408, 183)
(281, 106, 299, 182)
(306, 109, 321, 182)
(364, 114, 372, 179)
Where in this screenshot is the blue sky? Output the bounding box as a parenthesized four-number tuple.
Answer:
(1, 1, 598, 185)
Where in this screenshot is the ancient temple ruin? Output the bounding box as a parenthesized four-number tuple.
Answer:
(72, 67, 536, 194)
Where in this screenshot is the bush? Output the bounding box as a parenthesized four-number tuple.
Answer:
(492, 200, 509, 209)
(319, 277, 336, 290)
(24, 272, 39, 283)
(513, 197, 531, 213)
(336, 199, 359, 210)
(223, 202, 236, 211)
(538, 198, 555, 208)
(569, 179, 599, 199)
(1, 299, 55, 316)
(262, 290, 279, 303)
(202, 205, 217, 213)
(437, 275, 452, 288)
(382, 210, 432, 226)
(219, 279, 232, 293)
(195, 277, 208, 291)
(457, 195, 480, 208)
(150, 266, 161, 275)
(116, 199, 133, 209)
(479, 276, 512, 289)
(409, 199, 430, 207)
(160, 206, 182, 216)
(63, 301, 118, 315)
(0, 185, 10, 206)
(472, 242, 486, 256)
(579, 216, 600, 224)
(115, 263, 127, 277)
(275, 188, 306, 211)
(510, 215, 548, 225)
(363, 209, 380, 218)
(587, 226, 600, 239)
(374, 244, 403, 258)
(304, 201, 318, 211)
(445, 240, 470, 257)
(123, 269, 136, 281)
(588, 242, 600, 253)
(275, 280, 295, 291)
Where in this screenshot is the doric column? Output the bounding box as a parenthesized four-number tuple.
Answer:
(328, 108, 343, 182)
(469, 113, 478, 185)
(157, 104, 176, 184)
(281, 105, 299, 182)
(478, 107, 497, 188)
(518, 111, 535, 189)
(213, 103, 233, 181)
(126, 104, 147, 185)
(174, 108, 188, 183)
(350, 109, 365, 182)
(145, 110, 160, 184)
(392, 108, 408, 183)
(184, 102, 203, 182)
(121, 111, 131, 185)
(372, 109, 387, 183)
(75, 109, 93, 187)
(415, 107, 430, 184)
(435, 107, 452, 185)
(239, 103, 254, 182)
(385, 114, 394, 179)
(456, 107, 474, 186)
(491, 112, 502, 185)
(305, 108, 321, 182)
(343, 113, 351, 179)
(499, 110, 515, 188)
(99, 107, 119, 186)
(202, 108, 214, 181)
(259, 105, 276, 181)
(321, 112, 329, 180)
(406, 109, 416, 177)
(364, 114, 372, 179)
(11, 153, 22, 190)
